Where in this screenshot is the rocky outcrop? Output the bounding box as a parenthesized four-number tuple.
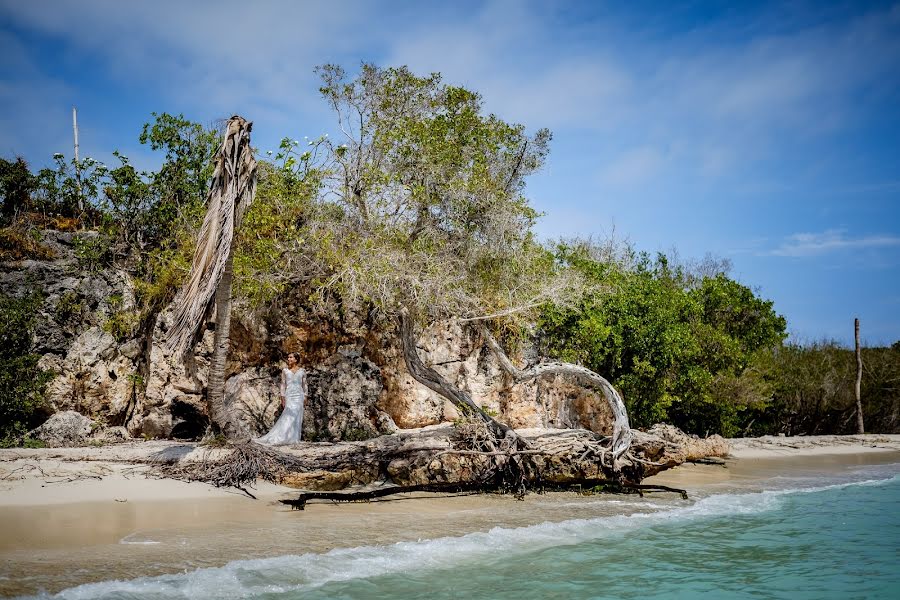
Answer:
(6, 230, 619, 443)
(1, 231, 141, 427)
(41, 326, 138, 425)
(305, 348, 397, 441)
(137, 306, 213, 439)
(373, 320, 614, 433)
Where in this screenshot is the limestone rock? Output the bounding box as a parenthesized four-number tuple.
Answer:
(225, 367, 282, 436)
(44, 326, 137, 424)
(137, 306, 212, 438)
(90, 425, 131, 444)
(28, 411, 96, 447)
(305, 350, 397, 441)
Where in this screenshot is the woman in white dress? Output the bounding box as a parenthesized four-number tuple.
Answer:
(257, 352, 307, 445)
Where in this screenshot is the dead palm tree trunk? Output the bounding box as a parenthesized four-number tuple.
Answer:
(167, 115, 258, 439)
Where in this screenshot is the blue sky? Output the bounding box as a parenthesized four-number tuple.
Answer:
(1, 0, 899, 345)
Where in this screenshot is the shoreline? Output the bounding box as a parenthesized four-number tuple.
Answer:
(4, 433, 898, 507)
(2, 434, 899, 597)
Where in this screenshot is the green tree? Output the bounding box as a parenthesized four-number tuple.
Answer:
(101, 152, 155, 250)
(540, 243, 786, 436)
(0, 291, 51, 445)
(139, 112, 219, 236)
(289, 64, 632, 455)
(0, 157, 36, 224)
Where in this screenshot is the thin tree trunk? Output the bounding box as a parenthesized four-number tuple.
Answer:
(478, 324, 632, 460)
(207, 251, 244, 439)
(398, 311, 518, 446)
(855, 317, 865, 434)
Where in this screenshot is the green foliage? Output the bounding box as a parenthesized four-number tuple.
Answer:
(102, 293, 138, 341)
(72, 233, 112, 272)
(740, 341, 900, 435)
(0, 291, 51, 446)
(55, 290, 84, 322)
(139, 112, 218, 230)
(34, 154, 109, 219)
(133, 240, 193, 314)
(100, 152, 157, 250)
(104, 310, 139, 342)
(233, 162, 320, 306)
(0, 157, 37, 224)
(540, 244, 787, 436)
(306, 64, 555, 321)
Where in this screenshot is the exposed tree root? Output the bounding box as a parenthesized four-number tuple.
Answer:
(150, 441, 307, 495)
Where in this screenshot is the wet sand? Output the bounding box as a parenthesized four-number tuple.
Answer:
(2, 439, 899, 597)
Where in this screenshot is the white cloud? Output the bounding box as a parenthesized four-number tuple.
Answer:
(770, 230, 900, 257)
(2, 0, 899, 184)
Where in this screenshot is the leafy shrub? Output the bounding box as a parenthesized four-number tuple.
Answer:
(55, 290, 84, 321)
(104, 309, 140, 342)
(540, 245, 786, 437)
(0, 291, 52, 446)
(0, 157, 36, 225)
(72, 233, 112, 272)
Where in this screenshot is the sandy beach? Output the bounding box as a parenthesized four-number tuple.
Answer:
(2, 434, 899, 597)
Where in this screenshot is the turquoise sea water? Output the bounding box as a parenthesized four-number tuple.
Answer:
(17, 464, 900, 600)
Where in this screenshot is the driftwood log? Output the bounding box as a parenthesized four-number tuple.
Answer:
(152, 424, 724, 504)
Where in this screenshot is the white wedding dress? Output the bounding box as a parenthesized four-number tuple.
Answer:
(257, 367, 305, 445)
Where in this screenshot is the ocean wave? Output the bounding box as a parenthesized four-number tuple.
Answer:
(119, 533, 162, 545)
(21, 468, 900, 600)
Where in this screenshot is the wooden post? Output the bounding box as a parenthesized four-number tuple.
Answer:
(72, 106, 82, 212)
(855, 318, 864, 434)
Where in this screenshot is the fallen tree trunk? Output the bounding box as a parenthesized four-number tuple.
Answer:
(150, 424, 725, 498)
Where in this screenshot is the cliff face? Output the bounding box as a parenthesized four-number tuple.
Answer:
(2, 230, 616, 441)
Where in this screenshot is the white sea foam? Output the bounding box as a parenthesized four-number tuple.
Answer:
(21, 468, 900, 600)
(119, 533, 161, 545)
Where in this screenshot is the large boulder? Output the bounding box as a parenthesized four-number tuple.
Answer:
(28, 411, 96, 447)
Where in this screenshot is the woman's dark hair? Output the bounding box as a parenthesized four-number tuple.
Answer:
(287, 351, 301, 363)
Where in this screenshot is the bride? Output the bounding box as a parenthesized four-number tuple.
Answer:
(257, 352, 307, 445)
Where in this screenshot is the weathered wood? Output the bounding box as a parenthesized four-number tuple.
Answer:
(398, 310, 519, 445)
(855, 318, 865, 434)
(478, 324, 632, 460)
